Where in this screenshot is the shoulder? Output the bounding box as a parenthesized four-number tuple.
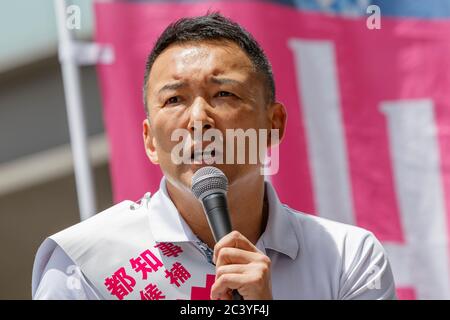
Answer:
(32, 195, 151, 299)
(38, 194, 152, 259)
(283, 205, 396, 299)
(283, 205, 376, 253)
(49, 194, 152, 251)
(32, 243, 100, 299)
(51, 199, 138, 242)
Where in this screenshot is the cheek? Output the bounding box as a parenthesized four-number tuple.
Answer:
(221, 109, 265, 131)
(151, 111, 186, 149)
(216, 105, 249, 124)
(150, 122, 179, 154)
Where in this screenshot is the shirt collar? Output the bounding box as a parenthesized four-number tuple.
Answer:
(147, 177, 300, 260)
(147, 177, 198, 243)
(258, 181, 300, 260)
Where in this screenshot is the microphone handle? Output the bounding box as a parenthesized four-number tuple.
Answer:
(202, 193, 243, 300)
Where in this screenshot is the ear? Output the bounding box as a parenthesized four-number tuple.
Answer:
(267, 102, 287, 147)
(143, 118, 159, 164)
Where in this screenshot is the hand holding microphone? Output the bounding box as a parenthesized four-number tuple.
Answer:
(191, 167, 272, 300)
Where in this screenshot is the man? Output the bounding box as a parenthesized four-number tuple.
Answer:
(32, 13, 396, 300)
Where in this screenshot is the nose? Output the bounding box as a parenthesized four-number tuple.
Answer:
(188, 97, 215, 133)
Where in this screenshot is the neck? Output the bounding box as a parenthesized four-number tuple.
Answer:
(165, 173, 268, 249)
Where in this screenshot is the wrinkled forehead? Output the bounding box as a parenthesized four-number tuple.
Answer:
(147, 41, 257, 91)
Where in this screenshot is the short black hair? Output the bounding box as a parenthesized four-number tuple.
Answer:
(143, 12, 275, 114)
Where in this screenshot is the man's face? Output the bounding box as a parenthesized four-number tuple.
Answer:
(143, 40, 283, 192)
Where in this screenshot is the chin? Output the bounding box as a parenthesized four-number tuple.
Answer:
(165, 163, 257, 193)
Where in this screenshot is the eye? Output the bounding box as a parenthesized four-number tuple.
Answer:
(215, 91, 235, 98)
(164, 96, 181, 106)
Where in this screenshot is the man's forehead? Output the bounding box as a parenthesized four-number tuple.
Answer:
(148, 41, 255, 86)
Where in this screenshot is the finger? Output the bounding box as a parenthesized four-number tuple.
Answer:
(215, 247, 262, 267)
(210, 273, 245, 300)
(215, 264, 247, 280)
(211, 289, 233, 301)
(213, 231, 260, 263)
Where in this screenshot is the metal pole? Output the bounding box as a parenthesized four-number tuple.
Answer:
(54, 0, 96, 220)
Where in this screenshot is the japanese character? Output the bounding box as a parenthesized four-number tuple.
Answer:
(140, 283, 166, 300)
(155, 242, 183, 257)
(130, 249, 163, 280)
(104, 267, 136, 300)
(165, 262, 191, 287)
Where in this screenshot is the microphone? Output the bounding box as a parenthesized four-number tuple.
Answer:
(191, 166, 243, 300)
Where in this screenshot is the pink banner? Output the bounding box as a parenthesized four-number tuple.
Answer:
(95, 1, 450, 299)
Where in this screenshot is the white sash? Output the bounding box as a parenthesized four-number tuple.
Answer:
(34, 194, 216, 300)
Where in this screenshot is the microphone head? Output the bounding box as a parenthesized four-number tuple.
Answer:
(191, 166, 228, 201)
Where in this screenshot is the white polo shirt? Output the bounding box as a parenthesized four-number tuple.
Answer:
(32, 178, 396, 300)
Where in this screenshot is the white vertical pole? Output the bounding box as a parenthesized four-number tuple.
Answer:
(54, 0, 96, 220)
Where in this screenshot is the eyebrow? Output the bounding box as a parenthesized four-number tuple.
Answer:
(210, 77, 243, 86)
(157, 77, 243, 95)
(158, 82, 187, 94)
